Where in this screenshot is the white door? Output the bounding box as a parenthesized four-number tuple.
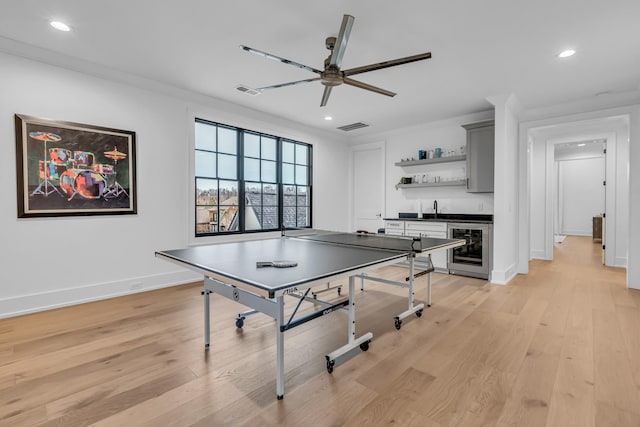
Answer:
(350, 142, 385, 233)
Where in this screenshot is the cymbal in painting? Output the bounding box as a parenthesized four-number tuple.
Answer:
(104, 146, 127, 160)
(29, 132, 62, 142)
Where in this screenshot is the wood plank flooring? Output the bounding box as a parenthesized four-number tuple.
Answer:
(1, 236, 638, 426)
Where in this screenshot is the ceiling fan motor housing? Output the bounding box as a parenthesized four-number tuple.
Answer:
(321, 67, 343, 86)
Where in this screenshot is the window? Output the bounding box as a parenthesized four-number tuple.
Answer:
(282, 140, 311, 228)
(194, 119, 312, 236)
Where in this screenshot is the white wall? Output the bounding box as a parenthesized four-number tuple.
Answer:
(350, 111, 495, 218)
(628, 107, 640, 290)
(0, 52, 349, 317)
(557, 157, 605, 236)
(488, 94, 521, 284)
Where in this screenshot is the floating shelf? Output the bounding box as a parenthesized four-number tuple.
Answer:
(395, 179, 467, 189)
(394, 155, 466, 167)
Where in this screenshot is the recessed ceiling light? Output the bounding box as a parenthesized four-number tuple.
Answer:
(324, 116, 333, 121)
(558, 49, 575, 58)
(577, 143, 586, 147)
(50, 21, 71, 32)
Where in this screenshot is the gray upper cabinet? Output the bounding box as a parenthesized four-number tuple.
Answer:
(463, 120, 494, 193)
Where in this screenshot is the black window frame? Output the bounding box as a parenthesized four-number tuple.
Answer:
(194, 118, 313, 237)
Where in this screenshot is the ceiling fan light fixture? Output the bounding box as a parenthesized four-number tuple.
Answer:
(558, 49, 576, 58)
(50, 21, 71, 32)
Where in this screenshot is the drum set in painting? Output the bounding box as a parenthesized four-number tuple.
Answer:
(30, 131, 128, 201)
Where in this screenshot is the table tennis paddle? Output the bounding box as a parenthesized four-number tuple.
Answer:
(256, 260, 298, 268)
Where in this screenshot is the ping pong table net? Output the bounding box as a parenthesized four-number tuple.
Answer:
(282, 228, 424, 253)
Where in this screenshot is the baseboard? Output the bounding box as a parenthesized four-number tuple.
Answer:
(0, 270, 201, 319)
(614, 256, 627, 268)
(530, 249, 548, 260)
(490, 263, 517, 285)
(561, 230, 591, 236)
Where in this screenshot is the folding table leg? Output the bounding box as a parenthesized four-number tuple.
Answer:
(427, 267, 432, 307)
(348, 276, 355, 344)
(203, 289, 211, 349)
(275, 295, 285, 400)
(393, 256, 425, 330)
(325, 276, 373, 372)
(408, 256, 415, 311)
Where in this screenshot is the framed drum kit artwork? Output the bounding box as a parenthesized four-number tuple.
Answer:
(15, 114, 137, 218)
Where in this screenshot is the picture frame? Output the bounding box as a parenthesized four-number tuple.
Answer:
(15, 114, 137, 218)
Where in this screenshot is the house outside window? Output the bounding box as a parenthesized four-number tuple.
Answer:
(194, 119, 312, 236)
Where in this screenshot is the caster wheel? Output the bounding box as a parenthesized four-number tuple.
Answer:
(394, 318, 402, 330)
(326, 359, 335, 374)
(360, 341, 370, 352)
(416, 309, 423, 318)
(235, 317, 245, 329)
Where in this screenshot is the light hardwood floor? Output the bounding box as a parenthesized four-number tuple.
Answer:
(1, 236, 639, 426)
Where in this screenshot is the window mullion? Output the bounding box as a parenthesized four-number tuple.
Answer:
(238, 130, 245, 232)
(277, 138, 283, 230)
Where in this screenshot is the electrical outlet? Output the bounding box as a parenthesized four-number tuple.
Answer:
(130, 281, 143, 290)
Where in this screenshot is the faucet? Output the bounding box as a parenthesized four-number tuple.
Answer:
(433, 200, 438, 218)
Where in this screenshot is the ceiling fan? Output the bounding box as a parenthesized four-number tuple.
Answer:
(240, 14, 432, 107)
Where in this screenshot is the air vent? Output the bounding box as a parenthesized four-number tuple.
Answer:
(337, 122, 369, 131)
(236, 85, 261, 96)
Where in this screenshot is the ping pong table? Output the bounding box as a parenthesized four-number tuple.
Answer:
(155, 229, 464, 399)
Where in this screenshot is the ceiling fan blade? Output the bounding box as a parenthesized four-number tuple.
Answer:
(240, 45, 322, 74)
(320, 86, 333, 107)
(256, 77, 321, 91)
(343, 77, 396, 97)
(329, 14, 355, 68)
(343, 52, 432, 77)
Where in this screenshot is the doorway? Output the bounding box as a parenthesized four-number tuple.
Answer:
(554, 140, 606, 249)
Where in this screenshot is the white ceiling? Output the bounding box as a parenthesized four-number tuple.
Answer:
(1, 0, 639, 136)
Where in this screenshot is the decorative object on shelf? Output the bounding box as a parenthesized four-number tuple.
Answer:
(395, 179, 466, 190)
(402, 145, 471, 164)
(394, 154, 466, 167)
(15, 114, 137, 218)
